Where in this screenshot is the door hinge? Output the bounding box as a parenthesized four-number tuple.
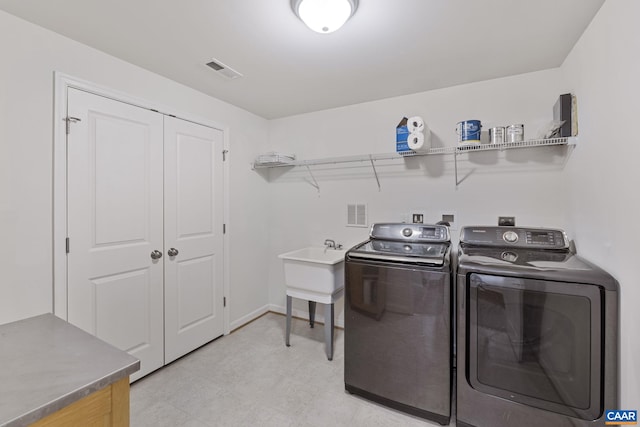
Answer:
(64, 116, 81, 135)
(65, 237, 70, 254)
(223, 223, 226, 234)
(222, 150, 228, 161)
(223, 297, 226, 307)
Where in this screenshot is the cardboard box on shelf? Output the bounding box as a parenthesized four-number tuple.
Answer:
(396, 117, 412, 154)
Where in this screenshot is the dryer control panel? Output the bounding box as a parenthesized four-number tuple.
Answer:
(460, 226, 569, 249)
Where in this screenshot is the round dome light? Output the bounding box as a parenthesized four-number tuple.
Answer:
(291, 0, 359, 34)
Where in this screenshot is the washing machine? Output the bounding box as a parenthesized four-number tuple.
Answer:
(456, 226, 619, 427)
(345, 223, 452, 425)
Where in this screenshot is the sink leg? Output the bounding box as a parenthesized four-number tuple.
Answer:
(286, 295, 292, 347)
(309, 301, 316, 328)
(324, 303, 334, 361)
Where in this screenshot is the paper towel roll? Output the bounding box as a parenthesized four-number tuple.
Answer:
(407, 116, 425, 133)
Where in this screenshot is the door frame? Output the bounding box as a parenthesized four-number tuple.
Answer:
(53, 72, 231, 335)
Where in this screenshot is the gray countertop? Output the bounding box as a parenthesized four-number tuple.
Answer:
(0, 313, 140, 427)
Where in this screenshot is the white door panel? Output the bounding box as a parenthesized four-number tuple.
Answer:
(93, 268, 152, 352)
(93, 121, 148, 245)
(164, 116, 224, 363)
(176, 255, 215, 327)
(67, 88, 164, 381)
(176, 137, 214, 237)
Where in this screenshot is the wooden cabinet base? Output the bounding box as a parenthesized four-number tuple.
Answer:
(30, 377, 130, 427)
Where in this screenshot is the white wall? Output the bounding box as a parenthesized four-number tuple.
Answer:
(0, 10, 271, 327)
(266, 69, 572, 324)
(561, 0, 640, 409)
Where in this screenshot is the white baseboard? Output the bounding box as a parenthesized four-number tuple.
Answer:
(229, 304, 270, 332)
(230, 303, 345, 333)
(268, 303, 345, 328)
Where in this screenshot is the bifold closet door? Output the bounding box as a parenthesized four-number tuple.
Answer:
(163, 116, 224, 363)
(67, 88, 165, 381)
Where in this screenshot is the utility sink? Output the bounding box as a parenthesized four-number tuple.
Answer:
(278, 247, 346, 298)
(279, 246, 346, 361)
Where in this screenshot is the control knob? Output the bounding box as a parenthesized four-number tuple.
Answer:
(503, 231, 519, 243)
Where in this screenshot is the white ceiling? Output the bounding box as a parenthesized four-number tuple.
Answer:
(0, 0, 604, 119)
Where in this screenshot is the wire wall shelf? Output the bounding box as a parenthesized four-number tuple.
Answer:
(252, 137, 576, 190)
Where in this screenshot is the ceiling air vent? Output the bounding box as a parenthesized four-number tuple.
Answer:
(206, 59, 243, 80)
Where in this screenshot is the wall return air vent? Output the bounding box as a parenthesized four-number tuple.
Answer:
(206, 59, 243, 80)
(347, 203, 367, 228)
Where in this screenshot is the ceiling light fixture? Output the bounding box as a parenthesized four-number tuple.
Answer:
(291, 0, 359, 34)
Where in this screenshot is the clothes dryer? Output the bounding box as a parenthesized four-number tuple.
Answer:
(456, 226, 619, 427)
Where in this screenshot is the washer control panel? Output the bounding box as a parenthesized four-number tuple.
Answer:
(370, 223, 450, 243)
(460, 226, 569, 249)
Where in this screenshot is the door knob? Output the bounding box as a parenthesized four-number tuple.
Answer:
(150, 250, 163, 260)
(168, 248, 179, 257)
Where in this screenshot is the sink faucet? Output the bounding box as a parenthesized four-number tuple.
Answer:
(324, 239, 336, 249)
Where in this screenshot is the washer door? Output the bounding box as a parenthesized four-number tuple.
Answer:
(467, 273, 602, 420)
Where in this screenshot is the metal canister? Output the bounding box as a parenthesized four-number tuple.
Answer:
(489, 127, 506, 144)
(506, 124, 524, 143)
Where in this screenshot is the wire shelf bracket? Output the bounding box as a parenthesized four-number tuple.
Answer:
(369, 155, 381, 191)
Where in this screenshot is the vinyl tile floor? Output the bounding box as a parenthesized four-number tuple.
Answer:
(131, 312, 456, 427)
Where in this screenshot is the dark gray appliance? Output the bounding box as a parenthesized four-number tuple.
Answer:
(456, 226, 619, 427)
(345, 223, 452, 425)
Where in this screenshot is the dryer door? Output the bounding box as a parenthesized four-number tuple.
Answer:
(467, 273, 602, 420)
